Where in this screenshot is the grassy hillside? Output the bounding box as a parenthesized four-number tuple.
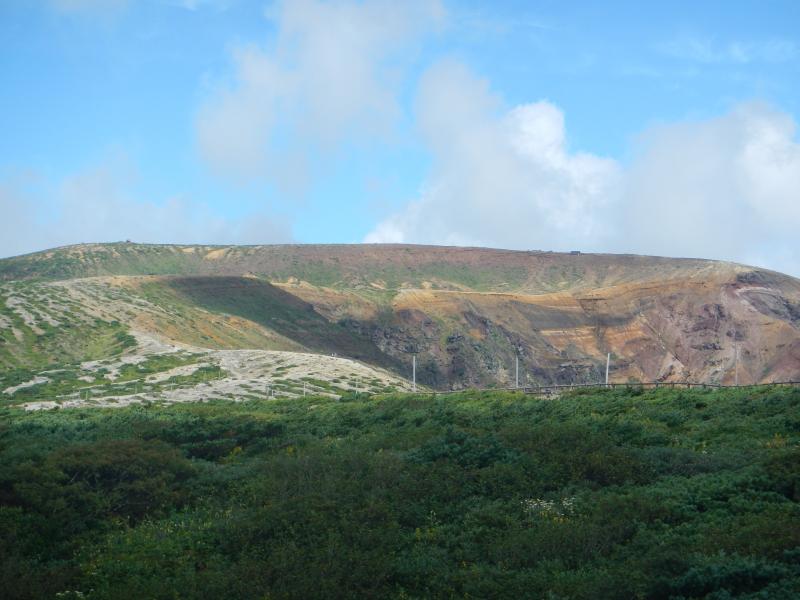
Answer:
(0, 276, 416, 408)
(0, 281, 137, 371)
(163, 276, 401, 369)
(1, 386, 799, 599)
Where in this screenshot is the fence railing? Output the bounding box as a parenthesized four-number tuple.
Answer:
(431, 381, 800, 396)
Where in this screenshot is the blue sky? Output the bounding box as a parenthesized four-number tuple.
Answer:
(1, 0, 799, 275)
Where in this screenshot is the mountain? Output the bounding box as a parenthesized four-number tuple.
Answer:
(1, 242, 799, 403)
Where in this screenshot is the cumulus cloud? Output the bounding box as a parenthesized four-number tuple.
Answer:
(196, 0, 444, 183)
(365, 61, 621, 250)
(367, 62, 800, 276)
(0, 159, 292, 258)
(619, 102, 800, 274)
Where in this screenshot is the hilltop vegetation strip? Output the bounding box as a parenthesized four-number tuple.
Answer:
(2, 386, 799, 599)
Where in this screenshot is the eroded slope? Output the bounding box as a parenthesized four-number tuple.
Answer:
(0, 277, 415, 408)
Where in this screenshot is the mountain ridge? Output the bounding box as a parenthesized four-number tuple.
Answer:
(1, 242, 799, 393)
(1, 241, 789, 288)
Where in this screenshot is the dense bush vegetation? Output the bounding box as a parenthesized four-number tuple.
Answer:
(1, 386, 799, 599)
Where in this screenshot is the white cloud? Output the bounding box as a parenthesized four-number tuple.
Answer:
(196, 0, 444, 183)
(619, 102, 800, 272)
(367, 62, 800, 277)
(365, 60, 621, 250)
(49, 0, 129, 15)
(177, 0, 231, 10)
(197, 45, 286, 180)
(0, 158, 292, 258)
(658, 36, 798, 64)
(0, 182, 37, 258)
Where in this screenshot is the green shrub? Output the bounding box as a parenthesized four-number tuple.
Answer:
(1, 387, 799, 598)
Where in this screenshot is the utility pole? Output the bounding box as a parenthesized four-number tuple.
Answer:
(412, 354, 416, 392)
(515, 354, 519, 389)
(605, 353, 610, 386)
(303, 381, 306, 397)
(734, 343, 739, 386)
